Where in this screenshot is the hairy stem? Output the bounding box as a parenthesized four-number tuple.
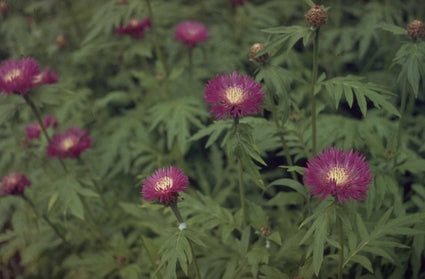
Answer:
(145, 0, 168, 77)
(310, 29, 320, 156)
(238, 158, 247, 227)
(337, 216, 345, 279)
(169, 203, 202, 279)
(393, 77, 408, 168)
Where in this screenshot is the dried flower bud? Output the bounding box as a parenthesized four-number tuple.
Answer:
(260, 226, 271, 237)
(0, 1, 9, 15)
(249, 43, 269, 63)
(305, 6, 327, 29)
(407, 20, 425, 40)
(55, 35, 67, 48)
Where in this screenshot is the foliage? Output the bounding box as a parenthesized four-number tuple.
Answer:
(0, 0, 425, 279)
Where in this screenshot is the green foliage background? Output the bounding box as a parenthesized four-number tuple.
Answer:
(0, 0, 425, 278)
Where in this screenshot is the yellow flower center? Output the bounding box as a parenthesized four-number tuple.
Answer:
(155, 176, 173, 191)
(4, 69, 21, 82)
(225, 87, 244, 104)
(5, 176, 18, 185)
(327, 166, 348, 185)
(61, 137, 76, 151)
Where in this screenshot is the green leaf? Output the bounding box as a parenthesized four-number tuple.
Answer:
(350, 255, 373, 273)
(268, 178, 308, 198)
(262, 25, 312, 53)
(313, 213, 328, 276)
(378, 23, 407, 35)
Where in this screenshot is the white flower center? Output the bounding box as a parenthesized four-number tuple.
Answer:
(155, 176, 173, 191)
(61, 137, 76, 151)
(4, 69, 21, 82)
(327, 166, 348, 185)
(225, 87, 244, 104)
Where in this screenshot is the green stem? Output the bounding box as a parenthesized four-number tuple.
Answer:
(23, 95, 68, 172)
(142, 238, 164, 279)
(145, 0, 168, 77)
(237, 158, 247, 227)
(169, 203, 202, 279)
(23, 95, 51, 143)
(22, 194, 70, 247)
(393, 77, 408, 168)
(310, 29, 320, 156)
(188, 47, 193, 79)
(337, 216, 344, 279)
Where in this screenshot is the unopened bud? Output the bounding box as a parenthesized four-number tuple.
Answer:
(0, 1, 9, 15)
(55, 35, 67, 48)
(249, 43, 269, 63)
(260, 226, 271, 237)
(305, 6, 327, 29)
(407, 20, 425, 40)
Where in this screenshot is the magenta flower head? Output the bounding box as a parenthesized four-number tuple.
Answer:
(204, 72, 264, 120)
(33, 67, 59, 86)
(47, 126, 92, 158)
(304, 147, 373, 203)
(116, 18, 151, 38)
(174, 21, 209, 48)
(0, 173, 31, 196)
(0, 58, 40, 95)
(142, 166, 188, 205)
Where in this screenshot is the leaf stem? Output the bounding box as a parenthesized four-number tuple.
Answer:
(188, 47, 193, 79)
(310, 29, 320, 156)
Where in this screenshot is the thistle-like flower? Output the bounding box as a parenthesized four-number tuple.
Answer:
(304, 147, 373, 203)
(47, 126, 92, 158)
(116, 18, 151, 39)
(0, 58, 58, 95)
(142, 166, 188, 205)
(174, 21, 209, 48)
(0, 173, 31, 196)
(305, 6, 327, 30)
(204, 72, 264, 120)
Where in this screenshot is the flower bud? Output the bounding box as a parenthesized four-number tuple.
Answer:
(117, 0, 128, 4)
(260, 226, 271, 237)
(305, 6, 327, 29)
(55, 35, 67, 48)
(407, 19, 425, 40)
(249, 43, 269, 63)
(0, 1, 9, 15)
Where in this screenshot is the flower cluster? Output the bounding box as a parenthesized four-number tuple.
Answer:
(47, 126, 92, 159)
(204, 72, 264, 120)
(26, 115, 59, 141)
(0, 58, 58, 95)
(304, 147, 373, 203)
(0, 173, 31, 196)
(142, 166, 188, 205)
(174, 21, 209, 48)
(116, 18, 151, 39)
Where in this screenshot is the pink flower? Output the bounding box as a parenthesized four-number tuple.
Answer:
(116, 18, 151, 39)
(304, 147, 373, 203)
(26, 123, 42, 140)
(142, 166, 188, 205)
(174, 21, 209, 48)
(47, 126, 92, 158)
(0, 173, 31, 196)
(204, 72, 265, 120)
(33, 67, 59, 86)
(25, 115, 59, 141)
(0, 57, 58, 95)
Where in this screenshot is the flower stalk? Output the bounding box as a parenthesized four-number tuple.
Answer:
(337, 215, 344, 279)
(310, 29, 320, 156)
